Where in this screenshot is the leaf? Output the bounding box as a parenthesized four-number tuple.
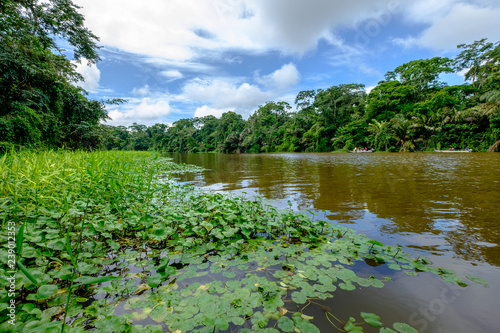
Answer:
(339, 282, 356, 291)
(17, 261, 39, 286)
(73, 276, 121, 287)
(291, 291, 308, 304)
(47, 239, 66, 251)
(367, 240, 384, 247)
(16, 222, 25, 257)
(277, 316, 295, 332)
(232, 317, 246, 325)
(441, 274, 466, 286)
(344, 319, 362, 332)
(147, 273, 163, 288)
(66, 229, 77, 268)
(215, 317, 229, 330)
(223, 271, 236, 278)
(36, 284, 58, 300)
(361, 312, 383, 327)
(393, 322, 418, 333)
(466, 275, 488, 286)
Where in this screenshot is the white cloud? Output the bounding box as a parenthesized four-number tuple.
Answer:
(77, 0, 396, 61)
(194, 105, 227, 118)
(131, 85, 151, 97)
(255, 63, 300, 91)
(365, 85, 376, 94)
(159, 70, 184, 80)
(183, 63, 300, 116)
(184, 79, 270, 116)
(399, 1, 500, 50)
(72, 60, 100, 93)
(106, 97, 172, 126)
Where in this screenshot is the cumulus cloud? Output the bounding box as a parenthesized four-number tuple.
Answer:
(184, 63, 300, 116)
(184, 79, 270, 115)
(255, 63, 300, 91)
(72, 60, 100, 93)
(194, 105, 228, 118)
(398, 1, 500, 50)
(106, 97, 172, 126)
(77, 0, 396, 61)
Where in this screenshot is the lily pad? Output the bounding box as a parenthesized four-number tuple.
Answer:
(277, 316, 295, 332)
(361, 312, 383, 327)
(393, 322, 418, 333)
(466, 275, 488, 286)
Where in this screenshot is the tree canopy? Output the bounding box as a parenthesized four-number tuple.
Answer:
(0, 0, 110, 150)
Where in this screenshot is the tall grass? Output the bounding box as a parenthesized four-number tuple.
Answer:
(0, 150, 193, 332)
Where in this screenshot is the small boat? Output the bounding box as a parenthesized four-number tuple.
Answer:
(434, 149, 472, 153)
(349, 150, 374, 153)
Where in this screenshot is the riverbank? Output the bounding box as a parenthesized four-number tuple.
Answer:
(0, 151, 486, 332)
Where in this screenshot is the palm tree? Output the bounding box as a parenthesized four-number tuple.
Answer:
(368, 119, 391, 151)
(391, 115, 415, 152)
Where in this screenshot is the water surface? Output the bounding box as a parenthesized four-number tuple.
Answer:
(171, 152, 500, 332)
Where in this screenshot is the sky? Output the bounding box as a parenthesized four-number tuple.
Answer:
(69, 0, 500, 127)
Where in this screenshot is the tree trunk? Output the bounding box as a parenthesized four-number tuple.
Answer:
(487, 139, 500, 152)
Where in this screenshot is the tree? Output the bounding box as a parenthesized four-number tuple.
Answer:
(454, 38, 496, 90)
(217, 112, 245, 152)
(368, 119, 392, 151)
(242, 102, 291, 152)
(385, 57, 453, 94)
(0, 0, 108, 149)
(391, 114, 415, 152)
(365, 81, 417, 121)
(312, 84, 366, 151)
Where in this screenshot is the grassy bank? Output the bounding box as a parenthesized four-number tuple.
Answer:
(0, 151, 485, 332)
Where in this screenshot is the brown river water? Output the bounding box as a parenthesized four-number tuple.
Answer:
(170, 152, 500, 333)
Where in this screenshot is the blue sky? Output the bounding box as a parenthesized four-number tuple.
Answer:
(70, 0, 500, 127)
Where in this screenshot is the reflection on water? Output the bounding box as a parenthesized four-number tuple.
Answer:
(172, 153, 500, 266)
(170, 152, 500, 332)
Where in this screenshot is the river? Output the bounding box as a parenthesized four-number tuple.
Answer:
(170, 152, 500, 333)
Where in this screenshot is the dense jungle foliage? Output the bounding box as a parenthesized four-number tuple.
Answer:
(101, 40, 500, 153)
(0, 0, 118, 151)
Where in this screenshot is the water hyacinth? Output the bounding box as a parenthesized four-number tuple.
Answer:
(0, 151, 485, 332)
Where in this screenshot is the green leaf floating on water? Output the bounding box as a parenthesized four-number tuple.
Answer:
(147, 273, 163, 288)
(367, 240, 384, 247)
(466, 275, 488, 286)
(393, 322, 418, 333)
(291, 291, 308, 304)
(361, 312, 383, 327)
(277, 316, 295, 332)
(344, 317, 363, 332)
(215, 317, 229, 330)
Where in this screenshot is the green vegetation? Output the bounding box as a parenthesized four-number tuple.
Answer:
(0, 0, 121, 151)
(0, 151, 487, 332)
(98, 39, 500, 153)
